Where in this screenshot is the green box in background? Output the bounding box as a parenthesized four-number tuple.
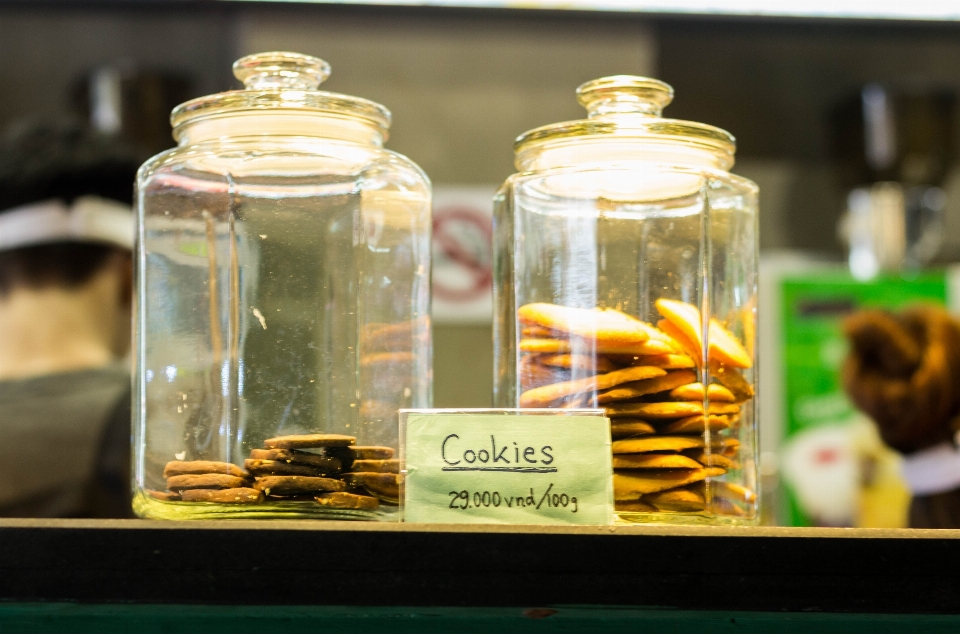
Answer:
(776, 270, 951, 527)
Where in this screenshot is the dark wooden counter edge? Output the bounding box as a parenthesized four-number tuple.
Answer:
(1, 519, 957, 613)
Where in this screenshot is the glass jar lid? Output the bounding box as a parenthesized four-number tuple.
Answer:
(514, 75, 737, 170)
(170, 52, 392, 140)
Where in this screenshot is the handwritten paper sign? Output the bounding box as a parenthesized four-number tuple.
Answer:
(401, 411, 613, 525)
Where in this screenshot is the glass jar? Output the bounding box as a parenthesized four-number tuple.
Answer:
(134, 52, 431, 520)
(493, 76, 758, 524)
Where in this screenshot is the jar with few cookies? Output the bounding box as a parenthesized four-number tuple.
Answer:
(133, 52, 430, 520)
(493, 76, 758, 524)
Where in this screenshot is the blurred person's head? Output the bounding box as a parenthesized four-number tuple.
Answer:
(0, 121, 138, 380)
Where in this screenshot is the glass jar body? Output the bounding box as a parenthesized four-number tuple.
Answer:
(134, 135, 431, 520)
(493, 161, 758, 523)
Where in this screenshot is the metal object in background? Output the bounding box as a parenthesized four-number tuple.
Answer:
(832, 85, 956, 279)
(72, 61, 192, 158)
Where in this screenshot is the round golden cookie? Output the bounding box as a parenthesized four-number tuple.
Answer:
(596, 370, 697, 404)
(643, 487, 706, 512)
(613, 467, 726, 498)
(520, 365, 666, 407)
(612, 453, 703, 470)
(669, 382, 737, 403)
(612, 436, 704, 454)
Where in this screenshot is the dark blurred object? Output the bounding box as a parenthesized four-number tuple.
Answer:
(842, 306, 960, 528)
(832, 87, 956, 278)
(0, 121, 138, 518)
(72, 62, 191, 159)
(0, 120, 138, 295)
(833, 85, 955, 188)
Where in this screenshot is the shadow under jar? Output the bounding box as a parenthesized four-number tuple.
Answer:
(134, 52, 432, 520)
(493, 76, 759, 524)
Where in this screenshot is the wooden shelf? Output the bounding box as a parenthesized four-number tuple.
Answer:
(1, 519, 958, 617)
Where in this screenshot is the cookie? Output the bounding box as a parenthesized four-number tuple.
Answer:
(243, 459, 333, 477)
(612, 436, 704, 454)
(253, 476, 346, 496)
(657, 319, 702, 364)
(708, 319, 752, 369)
(655, 299, 752, 369)
(519, 365, 666, 407)
(263, 434, 356, 449)
(610, 419, 656, 438)
(709, 359, 755, 401)
(643, 487, 706, 512)
(655, 299, 703, 356)
(713, 481, 756, 504)
(613, 467, 726, 498)
(519, 338, 673, 356)
(520, 355, 570, 391)
(660, 414, 733, 434)
(315, 491, 380, 510)
(146, 489, 180, 501)
(609, 353, 696, 369)
(669, 382, 736, 403)
(605, 401, 700, 419)
(612, 453, 704, 470)
(180, 488, 264, 503)
(713, 496, 748, 517)
(605, 401, 740, 419)
(350, 459, 400, 473)
(323, 446, 396, 468)
(614, 499, 657, 512)
(521, 326, 555, 338)
(518, 303, 651, 346)
(595, 370, 697, 404)
(360, 351, 417, 369)
(361, 318, 428, 353)
(684, 452, 737, 470)
(166, 474, 250, 491)
(537, 354, 618, 373)
(248, 448, 342, 471)
(162, 460, 247, 479)
(343, 472, 401, 503)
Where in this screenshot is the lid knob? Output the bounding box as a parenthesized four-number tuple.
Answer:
(576, 76, 674, 118)
(233, 52, 331, 91)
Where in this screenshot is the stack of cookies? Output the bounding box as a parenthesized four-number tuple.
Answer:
(154, 434, 401, 513)
(517, 299, 756, 516)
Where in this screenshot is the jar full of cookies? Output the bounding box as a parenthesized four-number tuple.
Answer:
(493, 76, 758, 523)
(133, 52, 430, 519)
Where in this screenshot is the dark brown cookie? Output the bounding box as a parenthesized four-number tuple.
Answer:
(350, 459, 400, 474)
(315, 491, 380, 510)
(263, 434, 356, 449)
(343, 472, 401, 503)
(180, 488, 264, 503)
(163, 460, 247, 479)
(167, 474, 250, 491)
(248, 448, 342, 471)
(244, 459, 333, 477)
(253, 476, 346, 496)
(322, 445, 396, 470)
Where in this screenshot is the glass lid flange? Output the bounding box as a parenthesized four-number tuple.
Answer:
(514, 75, 737, 170)
(170, 51, 392, 139)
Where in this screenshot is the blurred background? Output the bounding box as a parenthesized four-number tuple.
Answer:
(5, 1, 960, 525)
